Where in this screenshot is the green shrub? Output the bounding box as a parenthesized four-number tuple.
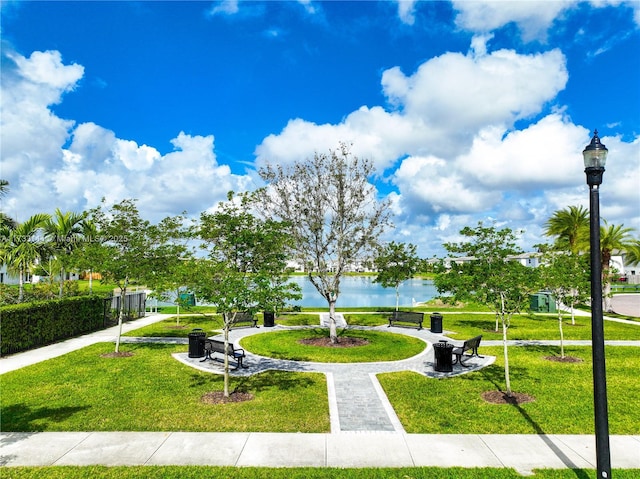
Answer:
(0, 295, 105, 355)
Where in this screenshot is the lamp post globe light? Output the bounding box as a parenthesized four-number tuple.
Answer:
(583, 130, 611, 478)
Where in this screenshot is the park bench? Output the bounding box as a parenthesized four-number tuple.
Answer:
(452, 335, 483, 367)
(388, 311, 424, 330)
(201, 338, 248, 369)
(228, 312, 258, 329)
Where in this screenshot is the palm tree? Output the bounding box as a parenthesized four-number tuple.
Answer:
(44, 209, 86, 298)
(624, 239, 640, 268)
(0, 179, 17, 229)
(77, 218, 99, 294)
(0, 213, 51, 302)
(598, 222, 634, 312)
(544, 205, 589, 253)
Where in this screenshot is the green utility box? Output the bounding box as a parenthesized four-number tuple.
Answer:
(530, 292, 557, 313)
(179, 293, 196, 306)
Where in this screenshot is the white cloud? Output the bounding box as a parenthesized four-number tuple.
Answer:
(0, 48, 254, 223)
(381, 48, 568, 153)
(257, 45, 569, 172)
(457, 114, 588, 189)
(392, 154, 501, 216)
(255, 106, 424, 173)
(207, 0, 239, 17)
(396, 0, 417, 25)
(1, 49, 80, 191)
(112, 139, 160, 171)
(451, 0, 574, 42)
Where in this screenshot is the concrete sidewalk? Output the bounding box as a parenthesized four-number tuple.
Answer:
(1, 431, 639, 473)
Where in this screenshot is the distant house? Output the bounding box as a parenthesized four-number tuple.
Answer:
(0, 265, 23, 285)
(441, 252, 542, 269)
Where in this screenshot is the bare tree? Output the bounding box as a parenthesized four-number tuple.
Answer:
(259, 143, 391, 343)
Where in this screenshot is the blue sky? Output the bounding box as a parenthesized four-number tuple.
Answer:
(1, 0, 639, 257)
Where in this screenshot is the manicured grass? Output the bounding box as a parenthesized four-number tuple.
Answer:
(437, 312, 640, 341)
(3, 340, 639, 436)
(378, 346, 640, 435)
(123, 314, 224, 337)
(256, 311, 640, 340)
(0, 343, 329, 433)
(4, 466, 640, 479)
(239, 328, 426, 362)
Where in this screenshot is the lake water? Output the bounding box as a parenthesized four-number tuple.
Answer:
(289, 276, 437, 308)
(151, 276, 437, 309)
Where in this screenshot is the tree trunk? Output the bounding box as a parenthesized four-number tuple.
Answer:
(18, 266, 24, 303)
(500, 294, 512, 397)
(495, 312, 499, 332)
(115, 277, 128, 353)
(59, 267, 65, 299)
(602, 274, 612, 312)
(502, 315, 512, 397)
(329, 300, 338, 344)
(223, 313, 231, 397)
(570, 291, 576, 325)
(395, 285, 400, 311)
(558, 310, 565, 358)
(88, 269, 93, 294)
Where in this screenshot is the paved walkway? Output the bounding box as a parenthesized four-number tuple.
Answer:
(1, 311, 639, 472)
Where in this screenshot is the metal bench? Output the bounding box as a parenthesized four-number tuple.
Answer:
(388, 311, 424, 330)
(452, 335, 483, 367)
(228, 312, 258, 329)
(201, 338, 248, 369)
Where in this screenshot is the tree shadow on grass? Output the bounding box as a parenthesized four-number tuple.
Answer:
(232, 370, 318, 394)
(1, 403, 90, 432)
(187, 368, 318, 395)
(477, 363, 590, 479)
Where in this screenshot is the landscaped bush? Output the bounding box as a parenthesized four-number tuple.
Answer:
(0, 295, 105, 355)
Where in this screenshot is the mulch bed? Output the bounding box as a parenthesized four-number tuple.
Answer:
(544, 355, 583, 363)
(298, 337, 369, 348)
(482, 390, 535, 405)
(201, 391, 254, 404)
(100, 352, 134, 358)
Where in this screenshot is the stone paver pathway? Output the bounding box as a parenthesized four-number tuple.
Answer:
(172, 322, 495, 433)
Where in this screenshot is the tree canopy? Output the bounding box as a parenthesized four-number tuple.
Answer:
(258, 143, 391, 342)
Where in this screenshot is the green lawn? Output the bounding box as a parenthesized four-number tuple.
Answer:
(4, 466, 640, 479)
(379, 346, 640, 435)
(123, 313, 224, 337)
(2, 341, 639, 435)
(239, 328, 426, 362)
(0, 343, 329, 433)
(435, 312, 640, 341)
(124, 310, 640, 341)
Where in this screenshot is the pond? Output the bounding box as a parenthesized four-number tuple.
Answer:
(288, 276, 438, 308)
(152, 276, 438, 309)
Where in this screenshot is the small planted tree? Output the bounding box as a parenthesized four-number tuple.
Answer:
(373, 241, 419, 311)
(539, 249, 590, 357)
(259, 143, 391, 343)
(89, 199, 188, 353)
(142, 214, 194, 325)
(194, 192, 299, 397)
(435, 223, 539, 397)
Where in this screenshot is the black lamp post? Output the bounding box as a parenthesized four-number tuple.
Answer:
(583, 130, 611, 478)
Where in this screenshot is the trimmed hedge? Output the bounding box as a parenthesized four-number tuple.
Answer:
(0, 296, 106, 355)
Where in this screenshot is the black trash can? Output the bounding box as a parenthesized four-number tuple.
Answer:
(263, 311, 275, 328)
(433, 340, 453, 372)
(430, 312, 443, 333)
(188, 328, 206, 358)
